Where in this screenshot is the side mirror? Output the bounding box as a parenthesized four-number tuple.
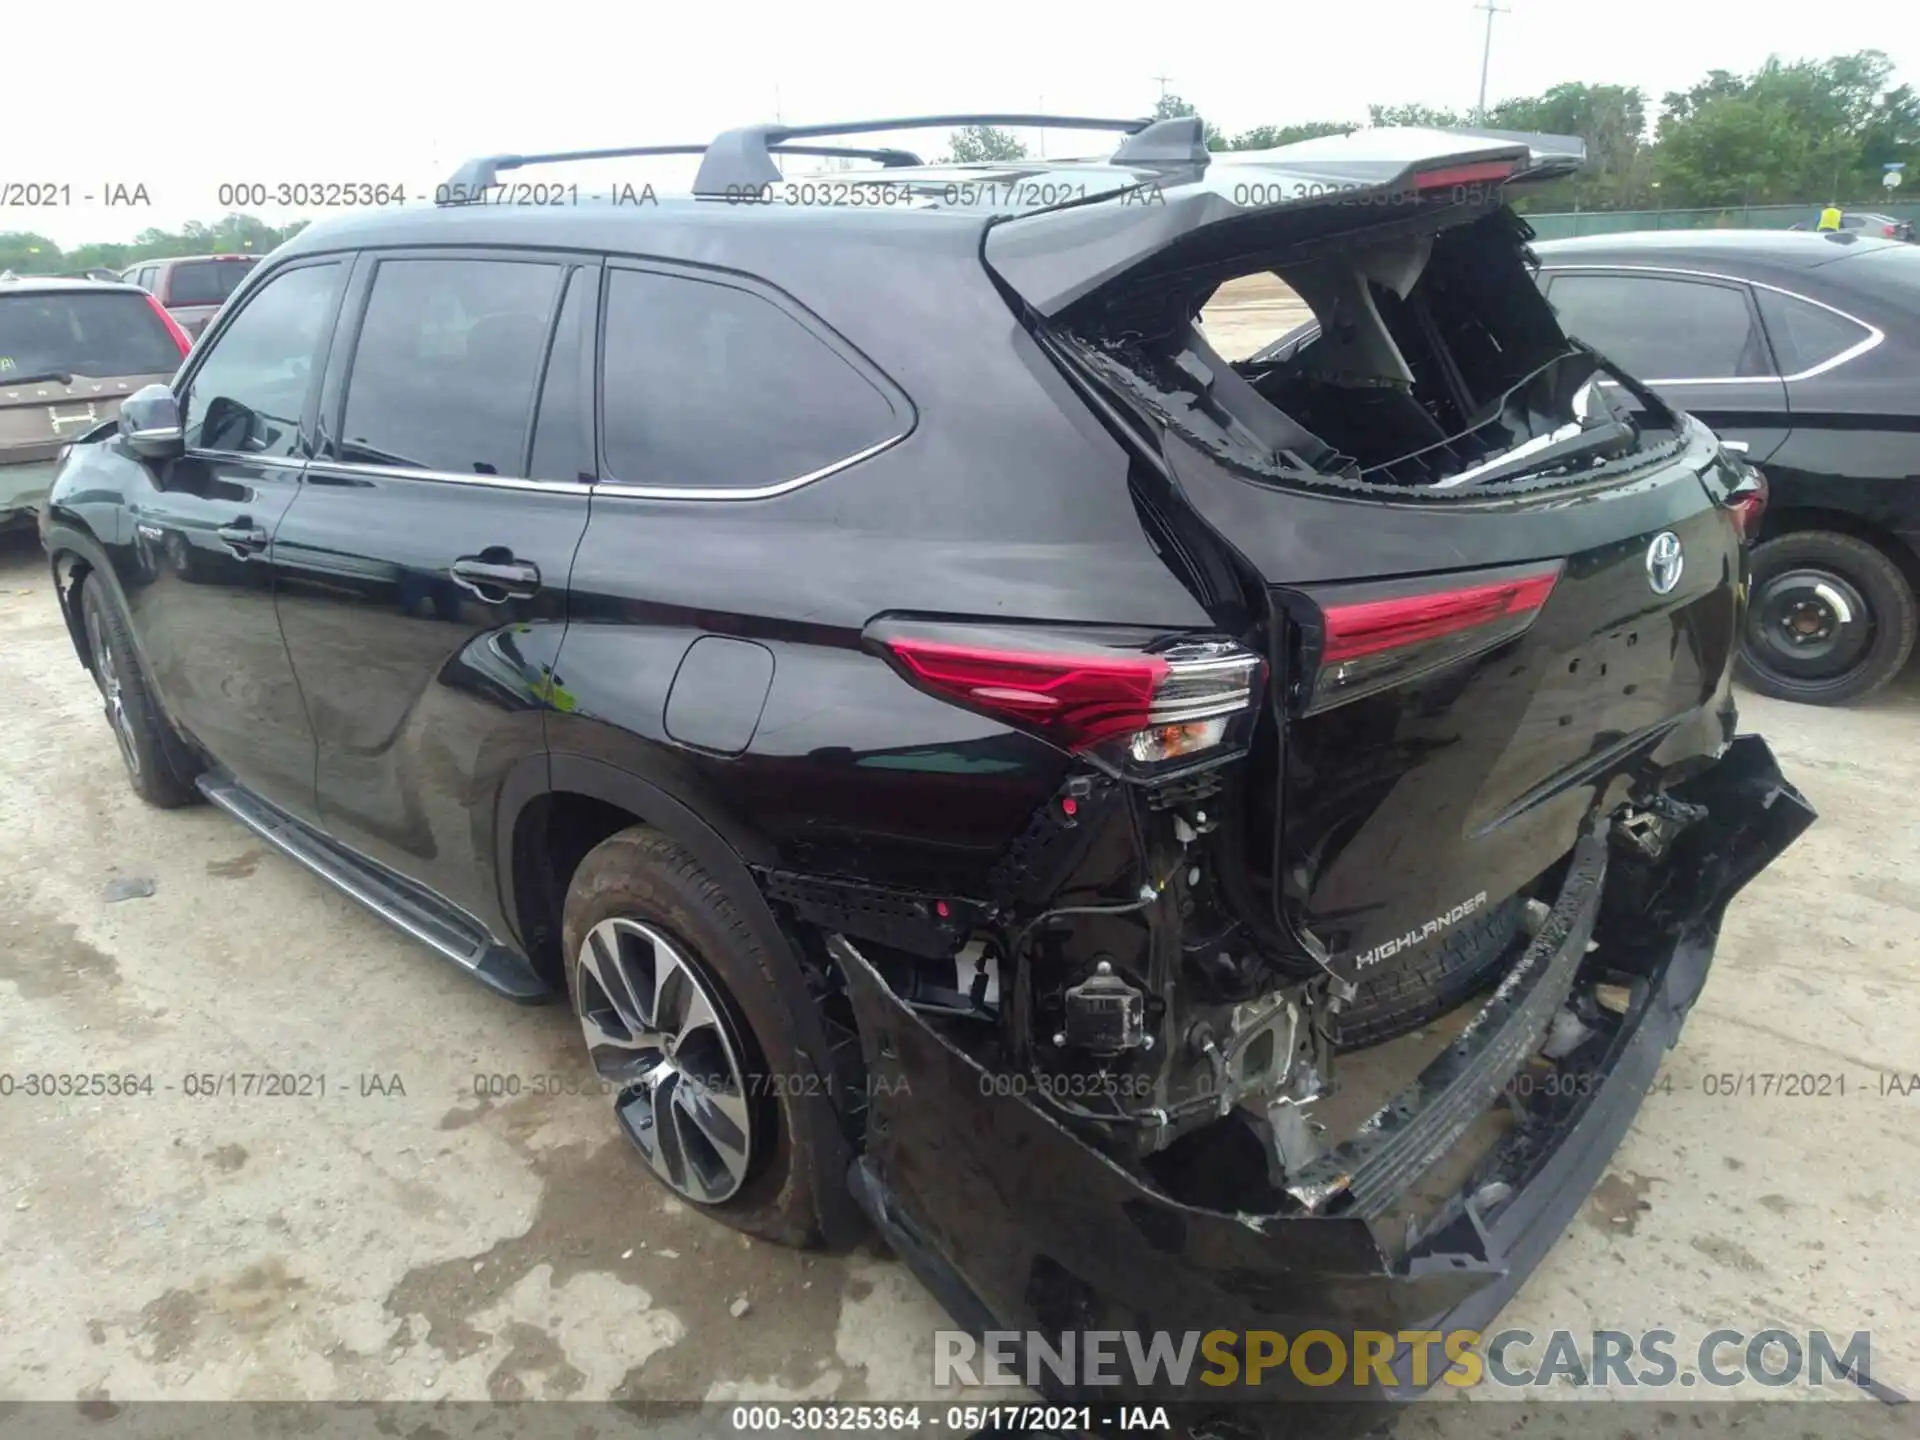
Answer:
(119, 384, 185, 461)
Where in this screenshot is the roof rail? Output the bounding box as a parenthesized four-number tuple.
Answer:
(441, 114, 1155, 201)
(440, 142, 927, 201)
(690, 114, 1152, 194)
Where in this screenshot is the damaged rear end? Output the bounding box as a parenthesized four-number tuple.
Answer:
(819, 130, 1814, 1399)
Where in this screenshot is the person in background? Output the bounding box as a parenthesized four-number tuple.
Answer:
(1817, 204, 1844, 232)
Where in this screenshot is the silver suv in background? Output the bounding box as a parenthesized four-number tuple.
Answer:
(119, 254, 262, 338)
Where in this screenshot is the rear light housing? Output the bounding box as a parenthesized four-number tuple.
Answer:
(1727, 468, 1768, 545)
(1298, 562, 1562, 714)
(869, 621, 1266, 778)
(145, 294, 193, 358)
(1409, 158, 1519, 193)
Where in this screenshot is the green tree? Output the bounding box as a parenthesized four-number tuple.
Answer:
(0, 216, 309, 276)
(1226, 120, 1357, 151)
(946, 124, 1027, 164)
(1491, 82, 1650, 209)
(1367, 103, 1470, 129)
(1655, 51, 1919, 205)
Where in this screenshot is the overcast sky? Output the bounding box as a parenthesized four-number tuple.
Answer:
(8, 0, 1912, 247)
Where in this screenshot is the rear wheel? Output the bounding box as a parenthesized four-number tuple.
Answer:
(561, 826, 842, 1247)
(79, 576, 203, 808)
(1737, 531, 1917, 705)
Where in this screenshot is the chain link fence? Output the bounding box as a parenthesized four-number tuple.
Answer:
(1521, 200, 1920, 240)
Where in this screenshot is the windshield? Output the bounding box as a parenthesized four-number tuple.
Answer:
(167, 259, 257, 307)
(0, 290, 182, 379)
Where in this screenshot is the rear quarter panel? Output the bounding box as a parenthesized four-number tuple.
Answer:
(545, 233, 1213, 896)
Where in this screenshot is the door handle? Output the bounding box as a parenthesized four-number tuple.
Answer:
(449, 554, 541, 602)
(215, 521, 270, 554)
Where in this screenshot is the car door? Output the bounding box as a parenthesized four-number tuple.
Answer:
(116, 257, 347, 823)
(1539, 266, 1792, 463)
(269, 248, 594, 933)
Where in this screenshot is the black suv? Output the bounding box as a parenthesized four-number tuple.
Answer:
(40, 116, 1811, 1403)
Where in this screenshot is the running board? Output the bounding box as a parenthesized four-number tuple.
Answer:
(196, 773, 552, 1003)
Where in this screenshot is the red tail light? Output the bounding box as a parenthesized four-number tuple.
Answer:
(882, 638, 1166, 749)
(145, 294, 193, 357)
(1884, 225, 1898, 238)
(1410, 159, 1518, 193)
(1305, 564, 1561, 713)
(871, 622, 1265, 773)
(1728, 469, 1768, 545)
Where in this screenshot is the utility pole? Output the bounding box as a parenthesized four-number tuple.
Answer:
(1152, 74, 1173, 107)
(1474, 0, 1509, 122)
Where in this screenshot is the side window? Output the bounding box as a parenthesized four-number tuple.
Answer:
(183, 262, 345, 457)
(528, 268, 589, 483)
(600, 267, 901, 491)
(338, 258, 562, 476)
(1754, 288, 1873, 376)
(1546, 273, 1771, 380)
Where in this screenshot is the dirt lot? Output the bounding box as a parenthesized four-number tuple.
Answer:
(2, 520, 1917, 1413)
(1199, 272, 1313, 360)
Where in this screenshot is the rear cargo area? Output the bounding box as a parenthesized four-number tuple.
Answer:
(1059, 207, 1673, 498)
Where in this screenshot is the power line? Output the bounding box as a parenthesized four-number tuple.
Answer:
(1474, 0, 1510, 121)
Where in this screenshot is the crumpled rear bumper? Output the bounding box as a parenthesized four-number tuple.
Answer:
(837, 735, 1813, 1404)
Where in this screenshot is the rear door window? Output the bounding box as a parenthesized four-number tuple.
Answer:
(338, 257, 565, 477)
(1546, 272, 1772, 380)
(183, 262, 346, 456)
(1753, 289, 1874, 376)
(0, 289, 184, 379)
(598, 267, 902, 492)
(166, 259, 258, 307)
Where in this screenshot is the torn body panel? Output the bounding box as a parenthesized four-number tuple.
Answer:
(834, 736, 1812, 1404)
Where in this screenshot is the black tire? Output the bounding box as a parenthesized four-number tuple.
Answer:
(78, 575, 203, 808)
(561, 826, 843, 1247)
(1736, 530, 1917, 705)
(1326, 897, 1524, 1052)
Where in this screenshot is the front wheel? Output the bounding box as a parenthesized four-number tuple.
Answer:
(1736, 530, 1917, 705)
(79, 576, 203, 807)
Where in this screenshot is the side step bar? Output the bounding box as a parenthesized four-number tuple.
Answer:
(196, 773, 553, 1003)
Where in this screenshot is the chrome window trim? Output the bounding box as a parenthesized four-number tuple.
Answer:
(1538, 263, 1886, 384)
(183, 449, 307, 473)
(590, 430, 909, 501)
(291, 429, 908, 500)
(300, 458, 592, 494)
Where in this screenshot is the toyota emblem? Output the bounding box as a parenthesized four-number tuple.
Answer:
(1646, 532, 1684, 596)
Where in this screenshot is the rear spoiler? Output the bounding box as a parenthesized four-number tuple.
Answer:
(984, 127, 1586, 317)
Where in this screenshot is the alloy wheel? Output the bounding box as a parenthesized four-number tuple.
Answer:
(85, 602, 142, 780)
(575, 917, 755, 1203)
